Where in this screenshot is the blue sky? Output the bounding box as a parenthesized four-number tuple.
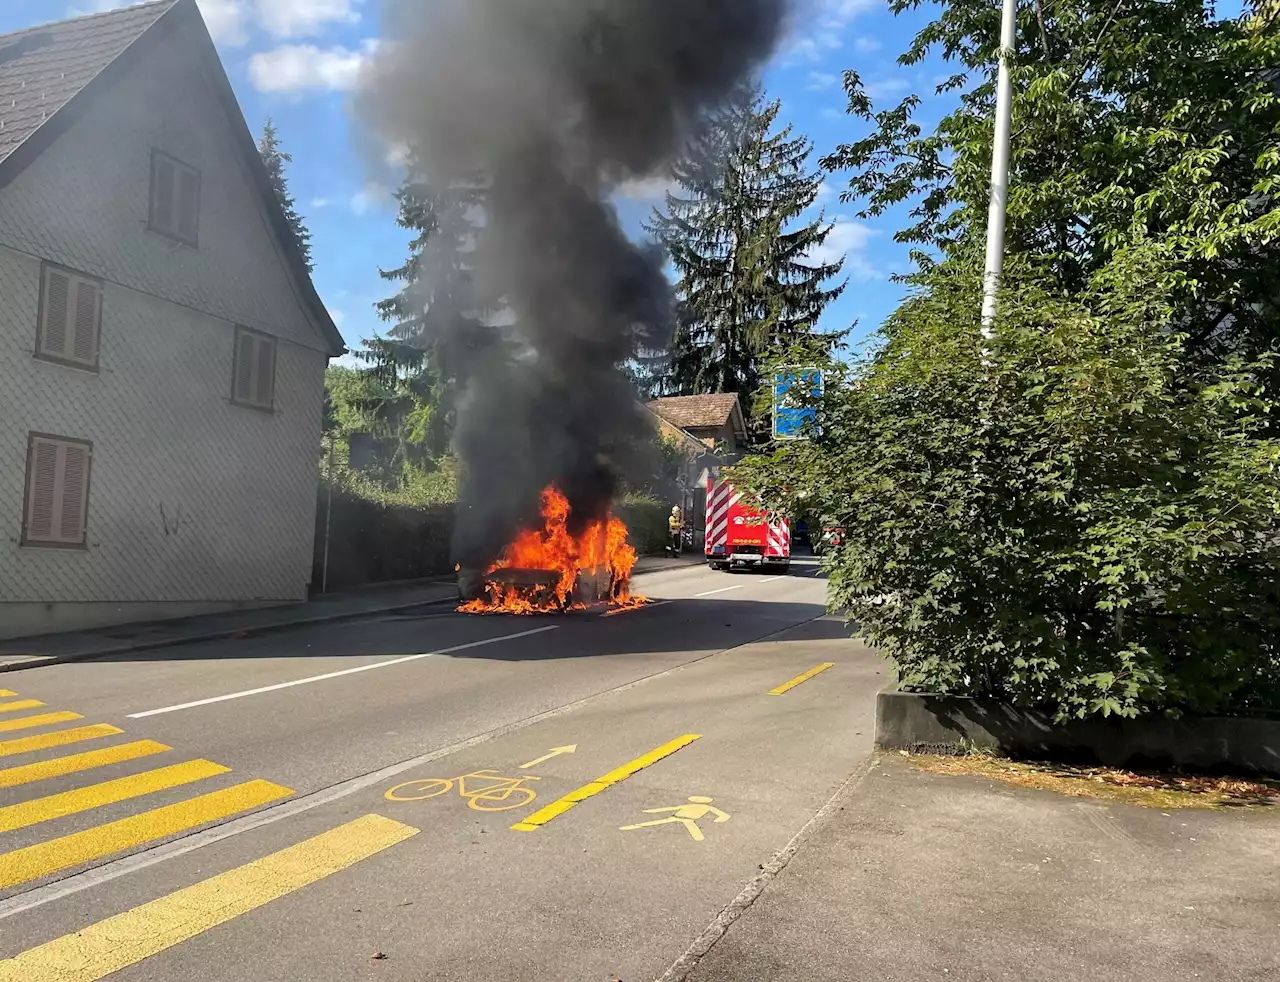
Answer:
(6, 0, 958, 362)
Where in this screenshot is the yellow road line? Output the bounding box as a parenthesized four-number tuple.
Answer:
(511, 733, 701, 832)
(0, 711, 82, 734)
(0, 778, 293, 890)
(0, 724, 123, 759)
(768, 662, 835, 696)
(0, 699, 45, 713)
(0, 759, 231, 833)
(0, 813, 418, 982)
(0, 690, 16, 698)
(0, 739, 171, 790)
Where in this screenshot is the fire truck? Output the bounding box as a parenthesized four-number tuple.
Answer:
(703, 477, 790, 573)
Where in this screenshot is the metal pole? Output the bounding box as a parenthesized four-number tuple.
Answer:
(321, 432, 335, 594)
(980, 0, 1019, 339)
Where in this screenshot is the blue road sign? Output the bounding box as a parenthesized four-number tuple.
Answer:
(773, 367, 823, 440)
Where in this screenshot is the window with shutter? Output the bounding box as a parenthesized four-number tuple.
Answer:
(35, 263, 101, 370)
(231, 327, 277, 411)
(148, 150, 200, 246)
(22, 434, 92, 549)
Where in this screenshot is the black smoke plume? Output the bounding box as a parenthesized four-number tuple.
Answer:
(356, 0, 791, 568)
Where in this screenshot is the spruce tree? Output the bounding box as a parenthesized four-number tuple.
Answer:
(645, 84, 846, 401)
(355, 159, 504, 466)
(257, 118, 313, 273)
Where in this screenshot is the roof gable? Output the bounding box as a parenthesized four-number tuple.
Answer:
(0, 1, 174, 166)
(646, 394, 745, 433)
(0, 0, 344, 356)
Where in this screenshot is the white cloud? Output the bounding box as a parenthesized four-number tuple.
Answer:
(854, 36, 883, 54)
(863, 75, 911, 101)
(254, 0, 362, 40)
(783, 0, 876, 65)
(384, 141, 413, 169)
(614, 173, 679, 202)
(807, 71, 840, 91)
(807, 217, 881, 281)
(310, 197, 330, 209)
(248, 41, 377, 94)
(71, 0, 249, 45)
(350, 182, 393, 216)
(328, 308, 346, 328)
(198, 0, 248, 44)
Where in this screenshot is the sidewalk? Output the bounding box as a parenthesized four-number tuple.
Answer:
(0, 554, 704, 672)
(681, 753, 1280, 982)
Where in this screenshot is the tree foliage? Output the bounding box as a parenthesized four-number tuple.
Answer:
(731, 1, 1280, 720)
(257, 118, 313, 273)
(353, 157, 506, 472)
(823, 0, 1280, 360)
(645, 84, 847, 403)
(735, 247, 1280, 720)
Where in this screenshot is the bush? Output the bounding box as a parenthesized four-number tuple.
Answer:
(616, 495, 671, 556)
(313, 489, 454, 592)
(733, 252, 1280, 721)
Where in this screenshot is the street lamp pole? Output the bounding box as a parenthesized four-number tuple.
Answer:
(980, 0, 1019, 340)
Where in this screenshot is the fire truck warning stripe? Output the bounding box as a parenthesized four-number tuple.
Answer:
(510, 734, 702, 832)
(768, 663, 835, 696)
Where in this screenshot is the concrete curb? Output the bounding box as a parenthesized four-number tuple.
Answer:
(0, 595, 459, 674)
(874, 690, 1280, 777)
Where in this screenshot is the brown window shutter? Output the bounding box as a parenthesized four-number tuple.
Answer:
(176, 168, 199, 242)
(234, 331, 254, 403)
(42, 269, 70, 358)
(71, 279, 100, 365)
(255, 338, 276, 408)
(152, 157, 176, 232)
(58, 444, 89, 543)
(26, 441, 58, 541)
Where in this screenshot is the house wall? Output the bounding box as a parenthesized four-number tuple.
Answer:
(0, 29, 329, 638)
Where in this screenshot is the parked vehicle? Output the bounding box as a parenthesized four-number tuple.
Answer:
(703, 478, 790, 573)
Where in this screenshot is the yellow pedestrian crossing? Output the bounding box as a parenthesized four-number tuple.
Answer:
(0, 711, 82, 734)
(0, 687, 294, 894)
(0, 699, 45, 714)
(0, 723, 123, 758)
(0, 759, 232, 833)
(0, 779, 294, 889)
(0, 739, 170, 790)
(0, 814, 418, 982)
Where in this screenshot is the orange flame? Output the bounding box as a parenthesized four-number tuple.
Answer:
(459, 486, 645, 614)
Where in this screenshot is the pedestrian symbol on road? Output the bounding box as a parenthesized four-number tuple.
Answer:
(619, 796, 730, 842)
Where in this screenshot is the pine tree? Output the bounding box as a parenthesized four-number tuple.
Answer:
(257, 118, 313, 273)
(645, 84, 846, 402)
(355, 160, 504, 465)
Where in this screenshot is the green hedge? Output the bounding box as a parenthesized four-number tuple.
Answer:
(312, 489, 454, 592)
(313, 491, 674, 593)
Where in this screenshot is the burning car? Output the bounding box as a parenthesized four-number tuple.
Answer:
(457, 487, 644, 614)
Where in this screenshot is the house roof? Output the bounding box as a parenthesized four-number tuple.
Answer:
(0, 0, 345, 356)
(0, 1, 175, 165)
(646, 394, 745, 432)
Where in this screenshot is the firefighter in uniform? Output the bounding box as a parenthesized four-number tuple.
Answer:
(668, 505, 684, 556)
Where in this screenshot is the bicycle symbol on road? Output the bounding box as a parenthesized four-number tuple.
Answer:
(384, 769, 541, 812)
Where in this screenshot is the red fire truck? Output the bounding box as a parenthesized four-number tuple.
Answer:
(703, 477, 790, 573)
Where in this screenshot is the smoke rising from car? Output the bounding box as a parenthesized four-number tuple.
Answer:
(354, 0, 791, 568)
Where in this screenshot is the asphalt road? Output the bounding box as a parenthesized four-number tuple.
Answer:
(0, 558, 886, 981)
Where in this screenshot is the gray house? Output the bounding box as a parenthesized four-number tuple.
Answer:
(0, 0, 345, 639)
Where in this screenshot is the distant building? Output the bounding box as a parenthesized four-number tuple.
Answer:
(645, 393, 749, 455)
(644, 393, 750, 552)
(0, 0, 345, 638)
